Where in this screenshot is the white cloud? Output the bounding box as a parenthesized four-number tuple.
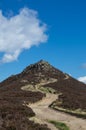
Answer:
(78, 76, 86, 84)
(0, 7, 47, 63)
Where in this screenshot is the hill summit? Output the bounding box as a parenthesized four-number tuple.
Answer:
(22, 60, 56, 74)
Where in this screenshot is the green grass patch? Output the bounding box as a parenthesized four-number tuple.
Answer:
(39, 87, 56, 94)
(49, 120, 70, 130)
(50, 102, 86, 119)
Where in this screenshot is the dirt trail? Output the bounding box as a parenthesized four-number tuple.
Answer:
(64, 74, 70, 80)
(22, 77, 86, 130)
(29, 93, 86, 130)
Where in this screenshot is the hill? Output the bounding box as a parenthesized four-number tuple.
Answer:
(0, 60, 86, 130)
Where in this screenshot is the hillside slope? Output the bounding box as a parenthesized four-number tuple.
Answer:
(0, 60, 86, 130)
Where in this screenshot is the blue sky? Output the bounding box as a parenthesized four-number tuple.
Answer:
(0, 0, 86, 82)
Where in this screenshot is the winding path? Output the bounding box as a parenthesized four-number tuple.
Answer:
(29, 93, 86, 130)
(22, 76, 86, 130)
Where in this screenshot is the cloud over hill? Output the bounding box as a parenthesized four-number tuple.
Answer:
(0, 8, 47, 63)
(78, 76, 86, 84)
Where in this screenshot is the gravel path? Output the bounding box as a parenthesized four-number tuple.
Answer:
(29, 93, 86, 130)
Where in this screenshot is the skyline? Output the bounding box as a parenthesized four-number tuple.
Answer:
(0, 0, 86, 83)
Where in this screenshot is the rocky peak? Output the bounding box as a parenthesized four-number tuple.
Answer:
(36, 60, 52, 68)
(22, 60, 54, 74)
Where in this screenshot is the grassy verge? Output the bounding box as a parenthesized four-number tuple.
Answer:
(39, 87, 56, 94)
(49, 120, 70, 130)
(49, 101, 86, 119)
